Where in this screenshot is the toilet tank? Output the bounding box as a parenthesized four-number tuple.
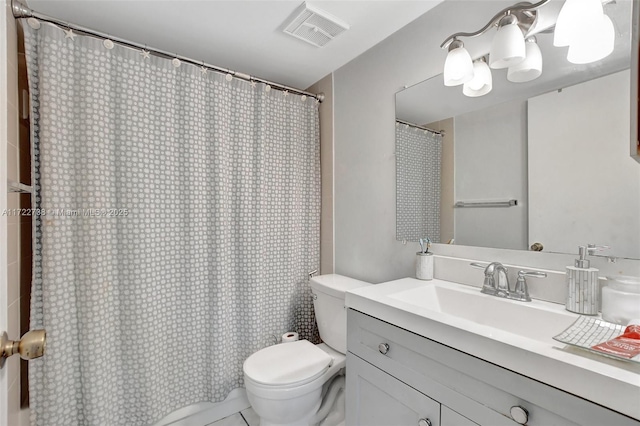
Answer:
(309, 274, 372, 354)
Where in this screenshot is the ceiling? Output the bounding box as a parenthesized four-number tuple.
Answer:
(25, 0, 444, 89)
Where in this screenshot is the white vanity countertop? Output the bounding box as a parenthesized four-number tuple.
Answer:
(345, 277, 640, 420)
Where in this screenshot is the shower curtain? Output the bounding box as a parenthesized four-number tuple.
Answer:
(23, 22, 320, 425)
(395, 124, 442, 242)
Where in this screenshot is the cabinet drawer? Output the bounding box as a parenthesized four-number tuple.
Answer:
(441, 406, 478, 426)
(346, 352, 440, 426)
(348, 309, 637, 426)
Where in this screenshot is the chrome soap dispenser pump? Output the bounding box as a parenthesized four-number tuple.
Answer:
(565, 244, 607, 315)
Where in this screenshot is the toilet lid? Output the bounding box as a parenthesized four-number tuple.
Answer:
(243, 340, 332, 386)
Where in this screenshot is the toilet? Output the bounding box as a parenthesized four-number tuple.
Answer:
(243, 274, 372, 426)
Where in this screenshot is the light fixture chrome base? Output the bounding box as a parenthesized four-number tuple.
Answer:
(440, 1, 546, 49)
(508, 8, 537, 34)
(448, 39, 464, 52)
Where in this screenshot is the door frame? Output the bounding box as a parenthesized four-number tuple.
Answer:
(1, 0, 11, 423)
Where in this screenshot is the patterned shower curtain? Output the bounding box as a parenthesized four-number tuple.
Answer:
(395, 123, 442, 242)
(23, 22, 320, 425)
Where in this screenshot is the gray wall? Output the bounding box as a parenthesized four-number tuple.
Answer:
(307, 74, 335, 274)
(528, 70, 640, 259)
(454, 99, 528, 251)
(428, 118, 455, 245)
(333, 1, 501, 283)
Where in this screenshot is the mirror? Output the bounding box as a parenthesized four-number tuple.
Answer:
(395, 0, 640, 260)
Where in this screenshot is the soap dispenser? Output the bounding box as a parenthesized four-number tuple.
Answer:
(565, 245, 604, 315)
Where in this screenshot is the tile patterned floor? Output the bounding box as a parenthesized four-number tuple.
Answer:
(240, 407, 260, 426)
(206, 408, 259, 426)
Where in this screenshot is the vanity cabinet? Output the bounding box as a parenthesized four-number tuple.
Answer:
(347, 353, 440, 426)
(348, 353, 476, 426)
(440, 407, 478, 426)
(346, 309, 639, 426)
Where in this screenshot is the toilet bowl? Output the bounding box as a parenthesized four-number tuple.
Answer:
(242, 274, 371, 426)
(244, 342, 345, 426)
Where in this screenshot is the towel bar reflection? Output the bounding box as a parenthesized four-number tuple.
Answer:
(455, 199, 518, 208)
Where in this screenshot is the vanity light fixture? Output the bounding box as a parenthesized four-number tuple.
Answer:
(555, 0, 615, 64)
(440, 0, 616, 96)
(440, 0, 541, 97)
(553, 0, 604, 47)
(507, 36, 542, 83)
(489, 12, 526, 69)
(443, 39, 474, 86)
(566, 13, 615, 64)
(463, 57, 492, 97)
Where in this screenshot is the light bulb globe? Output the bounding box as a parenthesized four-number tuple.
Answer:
(443, 45, 474, 86)
(463, 60, 492, 97)
(489, 17, 526, 69)
(567, 14, 614, 65)
(507, 38, 543, 83)
(554, 0, 604, 47)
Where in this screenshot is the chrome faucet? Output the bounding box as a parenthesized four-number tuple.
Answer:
(470, 262, 546, 302)
(471, 262, 508, 296)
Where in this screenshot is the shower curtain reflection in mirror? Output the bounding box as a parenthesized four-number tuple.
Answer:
(395, 122, 442, 243)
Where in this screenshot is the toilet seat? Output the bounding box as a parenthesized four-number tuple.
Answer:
(243, 340, 333, 387)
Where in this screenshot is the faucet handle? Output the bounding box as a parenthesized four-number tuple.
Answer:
(512, 270, 547, 302)
(470, 262, 508, 274)
(518, 270, 547, 279)
(587, 244, 610, 254)
(470, 262, 487, 271)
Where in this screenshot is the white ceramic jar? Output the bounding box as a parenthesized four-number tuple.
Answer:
(601, 275, 640, 325)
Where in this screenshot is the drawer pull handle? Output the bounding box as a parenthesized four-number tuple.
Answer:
(510, 406, 528, 425)
(418, 418, 431, 426)
(378, 343, 390, 355)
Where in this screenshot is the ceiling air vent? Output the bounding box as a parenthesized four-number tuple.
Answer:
(282, 3, 350, 48)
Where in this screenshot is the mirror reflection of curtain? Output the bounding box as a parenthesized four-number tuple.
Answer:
(396, 123, 442, 242)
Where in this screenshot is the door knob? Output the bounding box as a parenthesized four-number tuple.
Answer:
(378, 343, 390, 355)
(0, 329, 46, 369)
(418, 418, 432, 426)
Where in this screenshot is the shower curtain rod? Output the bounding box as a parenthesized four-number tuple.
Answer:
(396, 119, 444, 136)
(11, 0, 325, 103)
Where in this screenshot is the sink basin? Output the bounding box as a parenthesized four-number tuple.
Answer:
(388, 281, 577, 343)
